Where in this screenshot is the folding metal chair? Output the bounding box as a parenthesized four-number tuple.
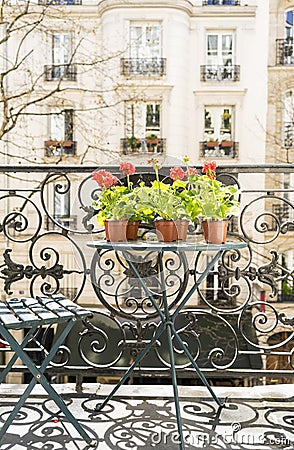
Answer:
(0, 294, 96, 446)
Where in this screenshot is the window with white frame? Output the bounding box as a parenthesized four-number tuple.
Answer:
(49, 109, 73, 142)
(125, 102, 161, 138)
(283, 90, 294, 147)
(204, 106, 233, 142)
(285, 10, 294, 38)
(130, 22, 161, 59)
(206, 33, 234, 67)
(52, 33, 72, 65)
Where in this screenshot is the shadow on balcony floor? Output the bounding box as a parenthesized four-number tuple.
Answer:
(0, 384, 293, 449)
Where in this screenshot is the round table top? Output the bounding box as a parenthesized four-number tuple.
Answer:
(87, 240, 247, 252)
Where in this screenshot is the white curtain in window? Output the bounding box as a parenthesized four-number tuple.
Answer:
(52, 33, 71, 65)
(50, 111, 65, 140)
(206, 33, 233, 66)
(130, 23, 160, 59)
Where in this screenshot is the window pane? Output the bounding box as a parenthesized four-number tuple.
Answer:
(50, 112, 65, 140)
(52, 33, 71, 64)
(130, 23, 161, 58)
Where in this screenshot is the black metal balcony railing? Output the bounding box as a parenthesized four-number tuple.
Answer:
(0, 164, 293, 388)
(200, 140, 239, 158)
(200, 65, 240, 82)
(276, 38, 294, 65)
(38, 0, 82, 4)
(120, 58, 167, 77)
(271, 203, 294, 231)
(283, 122, 294, 148)
(202, 0, 240, 5)
(121, 137, 166, 155)
(44, 215, 78, 230)
(44, 140, 77, 156)
(44, 64, 77, 81)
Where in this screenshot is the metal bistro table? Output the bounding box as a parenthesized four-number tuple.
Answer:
(87, 239, 247, 449)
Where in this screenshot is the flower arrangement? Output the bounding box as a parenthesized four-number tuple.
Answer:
(92, 158, 240, 242)
(169, 158, 240, 221)
(147, 157, 187, 221)
(92, 164, 134, 225)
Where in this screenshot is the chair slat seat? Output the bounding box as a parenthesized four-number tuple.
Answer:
(0, 294, 95, 446)
(0, 295, 92, 330)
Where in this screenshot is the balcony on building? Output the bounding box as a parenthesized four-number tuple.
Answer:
(38, 0, 82, 4)
(276, 38, 294, 65)
(121, 137, 166, 155)
(202, 0, 240, 4)
(200, 65, 240, 82)
(45, 140, 77, 156)
(200, 140, 239, 158)
(44, 64, 77, 81)
(120, 58, 166, 77)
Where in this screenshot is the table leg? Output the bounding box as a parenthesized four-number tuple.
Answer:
(172, 325, 223, 407)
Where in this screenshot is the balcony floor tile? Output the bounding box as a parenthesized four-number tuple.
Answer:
(0, 383, 293, 449)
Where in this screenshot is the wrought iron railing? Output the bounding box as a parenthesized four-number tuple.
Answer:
(276, 38, 294, 65)
(199, 141, 239, 158)
(38, 0, 82, 4)
(44, 64, 77, 81)
(200, 65, 240, 82)
(0, 164, 293, 387)
(203, 0, 240, 4)
(120, 58, 167, 77)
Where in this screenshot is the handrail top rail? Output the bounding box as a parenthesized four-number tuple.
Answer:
(0, 164, 294, 174)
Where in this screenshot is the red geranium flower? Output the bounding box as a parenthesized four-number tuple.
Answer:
(202, 160, 217, 180)
(92, 169, 118, 189)
(119, 162, 136, 176)
(170, 166, 185, 181)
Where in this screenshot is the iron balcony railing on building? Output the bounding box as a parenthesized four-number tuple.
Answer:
(121, 137, 166, 155)
(38, 0, 82, 4)
(0, 164, 293, 388)
(202, 0, 240, 5)
(44, 140, 77, 156)
(120, 58, 167, 77)
(200, 65, 240, 82)
(44, 64, 77, 81)
(199, 140, 239, 158)
(283, 122, 294, 148)
(276, 38, 294, 65)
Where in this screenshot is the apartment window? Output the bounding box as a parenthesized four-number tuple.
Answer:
(126, 102, 161, 138)
(121, 22, 165, 77)
(122, 101, 165, 154)
(207, 33, 233, 66)
(285, 10, 294, 39)
(45, 109, 75, 156)
(130, 23, 161, 59)
(201, 33, 239, 81)
(283, 90, 294, 147)
(44, 33, 77, 81)
(204, 106, 233, 140)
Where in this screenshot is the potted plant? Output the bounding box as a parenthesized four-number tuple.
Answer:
(189, 160, 240, 244)
(146, 134, 159, 153)
(126, 136, 141, 152)
(92, 162, 139, 241)
(148, 158, 188, 241)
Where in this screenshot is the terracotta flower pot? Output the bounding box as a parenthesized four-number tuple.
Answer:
(175, 220, 189, 241)
(104, 220, 128, 242)
(155, 220, 178, 242)
(126, 221, 140, 241)
(202, 220, 228, 244)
